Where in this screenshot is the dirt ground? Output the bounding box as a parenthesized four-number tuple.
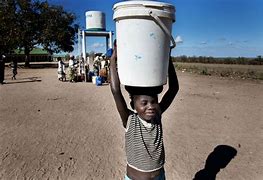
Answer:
(0, 67, 262, 180)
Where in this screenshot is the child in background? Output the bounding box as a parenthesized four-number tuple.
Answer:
(11, 59, 18, 80)
(110, 42, 179, 180)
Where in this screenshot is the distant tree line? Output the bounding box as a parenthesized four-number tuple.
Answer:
(172, 55, 263, 65)
(0, 0, 79, 67)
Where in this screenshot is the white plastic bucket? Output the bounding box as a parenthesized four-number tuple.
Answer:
(85, 11, 106, 31)
(92, 76, 97, 84)
(113, 1, 176, 87)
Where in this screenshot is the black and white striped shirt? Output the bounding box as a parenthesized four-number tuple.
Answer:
(125, 112, 165, 172)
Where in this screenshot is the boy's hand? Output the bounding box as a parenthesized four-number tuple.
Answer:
(110, 48, 117, 66)
(111, 40, 117, 61)
(112, 49, 117, 59)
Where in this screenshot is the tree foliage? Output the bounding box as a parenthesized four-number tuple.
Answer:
(16, 0, 42, 66)
(38, 1, 78, 54)
(0, 0, 19, 54)
(0, 0, 78, 67)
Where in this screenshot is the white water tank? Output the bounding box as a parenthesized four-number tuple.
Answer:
(85, 11, 106, 31)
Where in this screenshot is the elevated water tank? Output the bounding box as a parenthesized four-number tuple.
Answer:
(85, 11, 106, 31)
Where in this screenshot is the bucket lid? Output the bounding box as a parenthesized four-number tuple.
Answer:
(113, 1, 175, 21)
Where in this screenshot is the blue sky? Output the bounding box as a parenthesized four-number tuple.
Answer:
(48, 0, 263, 57)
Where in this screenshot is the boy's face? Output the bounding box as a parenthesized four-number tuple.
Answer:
(133, 95, 161, 121)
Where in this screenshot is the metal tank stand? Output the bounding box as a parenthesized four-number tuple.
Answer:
(80, 30, 114, 82)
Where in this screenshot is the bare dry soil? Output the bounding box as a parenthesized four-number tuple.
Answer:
(0, 67, 262, 180)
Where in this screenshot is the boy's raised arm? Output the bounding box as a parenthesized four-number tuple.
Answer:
(159, 57, 179, 113)
(110, 49, 130, 128)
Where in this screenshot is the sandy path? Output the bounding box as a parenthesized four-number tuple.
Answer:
(0, 68, 262, 180)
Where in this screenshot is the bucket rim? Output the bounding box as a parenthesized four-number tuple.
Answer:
(113, 9, 175, 22)
(113, 1, 175, 10)
(113, 1, 175, 21)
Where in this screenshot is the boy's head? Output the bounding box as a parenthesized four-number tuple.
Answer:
(131, 94, 161, 121)
(125, 86, 163, 121)
(125, 85, 163, 96)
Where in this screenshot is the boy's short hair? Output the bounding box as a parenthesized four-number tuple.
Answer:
(125, 86, 163, 109)
(125, 85, 163, 96)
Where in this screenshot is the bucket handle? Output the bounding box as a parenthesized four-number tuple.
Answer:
(149, 11, 176, 49)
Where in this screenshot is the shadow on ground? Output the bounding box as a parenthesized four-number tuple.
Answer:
(193, 145, 237, 180)
(5, 77, 42, 84)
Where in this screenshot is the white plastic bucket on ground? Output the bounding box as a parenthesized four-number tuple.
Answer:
(92, 76, 97, 84)
(113, 1, 175, 87)
(85, 11, 106, 31)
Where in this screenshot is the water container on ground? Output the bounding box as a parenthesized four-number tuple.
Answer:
(96, 76, 102, 86)
(92, 76, 97, 84)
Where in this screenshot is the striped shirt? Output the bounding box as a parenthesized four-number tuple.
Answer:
(125, 112, 165, 172)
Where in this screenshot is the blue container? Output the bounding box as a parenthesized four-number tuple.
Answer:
(87, 71, 94, 82)
(106, 48, 113, 58)
(96, 76, 102, 86)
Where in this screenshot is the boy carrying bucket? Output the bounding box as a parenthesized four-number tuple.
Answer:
(110, 42, 179, 180)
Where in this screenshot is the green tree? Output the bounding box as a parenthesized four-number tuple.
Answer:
(38, 1, 78, 54)
(0, 0, 19, 55)
(16, 0, 42, 67)
(0, 0, 78, 67)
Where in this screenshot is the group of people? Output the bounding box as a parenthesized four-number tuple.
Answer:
(93, 54, 110, 83)
(57, 52, 111, 84)
(57, 55, 78, 82)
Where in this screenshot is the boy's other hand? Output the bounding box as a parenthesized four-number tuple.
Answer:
(111, 48, 117, 61)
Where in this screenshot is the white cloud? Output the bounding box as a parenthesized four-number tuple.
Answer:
(91, 43, 104, 48)
(200, 41, 207, 45)
(228, 42, 233, 46)
(174, 35, 183, 44)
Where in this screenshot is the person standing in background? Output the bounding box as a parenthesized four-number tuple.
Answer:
(68, 55, 76, 82)
(0, 55, 6, 84)
(57, 57, 66, 81)
(11, 59, 18, 80)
